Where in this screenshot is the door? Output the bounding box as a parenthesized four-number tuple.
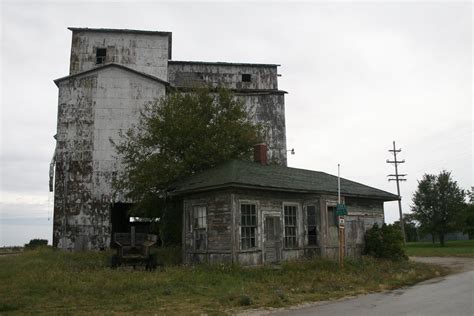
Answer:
(264, 216, 281, 263)
(326, 205, 339, 246)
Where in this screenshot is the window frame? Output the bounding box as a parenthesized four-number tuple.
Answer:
(241, 73, 252, 82)
(326, 204, 337, 228)
(191, 205, 207, 251)
(240, 202, 258, 250)
(96, 48, 107, 65)
(283, 203, 298, 249)
(306, 204, 319, 247)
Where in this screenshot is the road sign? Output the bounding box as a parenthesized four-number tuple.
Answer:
(336, 203, 347, 216)
(338, 216, 345, 226)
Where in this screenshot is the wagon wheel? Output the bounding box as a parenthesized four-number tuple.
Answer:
(146, 254, 158, 271)
(110, 254, 121, 269)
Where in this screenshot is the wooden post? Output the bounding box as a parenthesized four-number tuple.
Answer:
(338, 218, 345, 268)
(337, 164, 345, 268)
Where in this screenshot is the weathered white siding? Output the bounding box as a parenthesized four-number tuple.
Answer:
(53, 28, 289, 251)
(168, 62, 278, 90)
(53, 67, 166, 250)
(70, 31, 171, 80)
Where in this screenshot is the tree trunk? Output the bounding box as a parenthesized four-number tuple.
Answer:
(439, 233, 445, 247)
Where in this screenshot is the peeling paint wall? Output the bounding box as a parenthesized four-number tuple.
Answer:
(54, 29, 289, 251)
(70, 31, 171, 80)
(168, 62, 278, 90)
(239, 93, 286, 165)
(168, 62, 287, 165)
(53, 67, 166, 250)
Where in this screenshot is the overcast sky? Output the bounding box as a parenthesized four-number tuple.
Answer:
(1, 0, 472, 246)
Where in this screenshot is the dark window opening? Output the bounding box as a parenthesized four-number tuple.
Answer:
(307, 205, 319, 246)
(96, 48, 107, 64)
(241, 74, 252, 82)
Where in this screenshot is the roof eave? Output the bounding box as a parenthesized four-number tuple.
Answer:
(53, 63, 170, 87)
(169, 86, 287, 95)
(171, 183, 399, 201)
(168, 60, 280, 67)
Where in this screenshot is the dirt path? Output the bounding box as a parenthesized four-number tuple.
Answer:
(409, 256, 474, 273)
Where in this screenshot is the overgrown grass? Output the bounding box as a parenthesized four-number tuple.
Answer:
(0, 248, 446, 314)
(404, 240, 474, 257)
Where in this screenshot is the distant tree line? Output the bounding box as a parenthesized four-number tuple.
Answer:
(402, 171, 473, 246)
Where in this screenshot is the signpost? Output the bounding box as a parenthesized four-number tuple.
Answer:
(337, 164, 346, 268)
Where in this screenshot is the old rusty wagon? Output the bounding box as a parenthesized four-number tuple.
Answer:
(110, 227, 158, 270)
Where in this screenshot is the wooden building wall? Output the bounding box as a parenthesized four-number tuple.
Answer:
(182, 188, 385, 265)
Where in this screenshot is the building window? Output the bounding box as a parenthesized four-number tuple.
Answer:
(327, 205, 337, 227)
(96, 48, 107, 64)
(241, 74, 252, 82)
(241, 203, 257, 250)
(284, 205, 297, 248)
(193, 206, 207, 250)
(307, 205, 318, 246)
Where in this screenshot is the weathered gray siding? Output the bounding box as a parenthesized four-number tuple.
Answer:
(183, 191, 233, 264)
(70, 31, 170, 80)
(183, 189, 387, 266)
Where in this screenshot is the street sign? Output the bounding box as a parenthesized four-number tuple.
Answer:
(338, 216, 345, 226)
(336, 203, 347, 216)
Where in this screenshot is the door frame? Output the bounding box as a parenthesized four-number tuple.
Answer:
(263, 214, 282, 264)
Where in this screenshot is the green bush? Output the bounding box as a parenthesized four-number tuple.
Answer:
(24, 239, 48, 250)
(364, 223, 407, 261)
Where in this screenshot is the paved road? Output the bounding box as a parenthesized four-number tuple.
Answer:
(247, 257, 474, 316)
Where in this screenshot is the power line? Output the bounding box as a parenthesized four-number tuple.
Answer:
(386, 141, 407, 243)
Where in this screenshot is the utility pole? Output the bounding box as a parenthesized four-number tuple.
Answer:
(337, 164, 346, 268)
(387, 141, 407, 243)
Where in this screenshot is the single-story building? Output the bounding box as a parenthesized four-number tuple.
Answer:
(171, 145, 399, 265)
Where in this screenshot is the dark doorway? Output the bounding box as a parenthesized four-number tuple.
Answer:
(111, 203, 133, 236)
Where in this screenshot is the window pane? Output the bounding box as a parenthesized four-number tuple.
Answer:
(284, 206, 297, 249)
(241, 203, 257, 250)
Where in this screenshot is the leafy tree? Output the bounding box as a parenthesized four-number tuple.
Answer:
(394, 213, 419, 242)
(457, 198, 474, 238)
(411, 171, 466, 246)
(113, 88, 262, 244)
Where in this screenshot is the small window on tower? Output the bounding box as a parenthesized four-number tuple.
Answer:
(96, 48, 107, 64)
(241, 74, 251, 82)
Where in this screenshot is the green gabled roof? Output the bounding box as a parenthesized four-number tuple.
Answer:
(171, 160, 399, 201)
